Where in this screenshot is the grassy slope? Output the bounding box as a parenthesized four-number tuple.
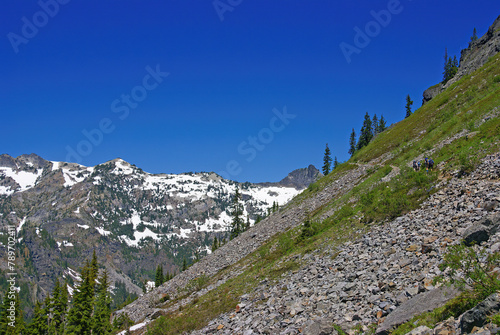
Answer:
(143, 54, 500, 335)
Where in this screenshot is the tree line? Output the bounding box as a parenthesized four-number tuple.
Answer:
(0, 250, 113, 335)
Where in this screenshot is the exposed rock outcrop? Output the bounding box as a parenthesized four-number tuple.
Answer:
(422, 15, 500, 105)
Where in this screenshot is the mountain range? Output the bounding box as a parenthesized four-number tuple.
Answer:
(0, 153, 320, 311)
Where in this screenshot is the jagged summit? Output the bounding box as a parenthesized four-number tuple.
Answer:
(258, 164, 322, 190)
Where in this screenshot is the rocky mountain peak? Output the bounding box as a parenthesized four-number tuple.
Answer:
(277, 164, 323, 189)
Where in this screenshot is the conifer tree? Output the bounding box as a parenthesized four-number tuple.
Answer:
(443, 49, 459, 84)
(245, 215, 251, 230)
(58, 280, 69, 333)
(348, 128, 356, 157)
(49, 279, 62, 334)
(66, 261, 94, 334)
(372, 114, 379, 136)
(0, 292, 25, 335)
(322, 143, 333, 175)
(443, 48, 450, 84)
(92, 271, 112, 335)
(27, 300, 48, 335)
(357, 112, 373, 150)
(211, 236, 219, 252)
(182, 258, 187, 272)
(90, 250, 99, 286)
(470, 27, 478, 43)
(377, 115, 387, 133)
(333, 156, 339, 170)
(405, 95, 413, 118)
(229, 186, 244, 240)
(155, 265, 164, 288)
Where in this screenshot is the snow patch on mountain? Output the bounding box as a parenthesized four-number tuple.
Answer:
(0, 167, 43, 192)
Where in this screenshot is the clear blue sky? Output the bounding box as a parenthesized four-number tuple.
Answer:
(1, 1, 499, 182)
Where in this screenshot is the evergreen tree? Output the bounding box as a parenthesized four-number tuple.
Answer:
(211, 236, 219, 252)
(0, 291, 25, 335)
(229, 186, 244, 240)
(49, 280, 62, 334)
(356, 112, 373, 150)
(443, 49, 459, 84)
(155, 265, 164, 288)
(90, 249, 99, 286)
(452, 56, 459, 73)
(322, 143, 333, 175)
(58, 280, 69, 333)
(348, 128, 356, 157)
(333, 156, 339, 170)
(27, 300, 48, 335)
(470, 27, 478, 43)
(405, 94, 414, 118)
(443, 48, 450, 84)
(377, 115, 387, 133)
(182, 258, 187, 272)
(92, 271, 112, 335)
(66, 261, 94, 335)
(372, 114, 379, 136)
(245, 215, 251, 230)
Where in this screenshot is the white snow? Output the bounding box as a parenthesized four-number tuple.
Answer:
(95, 227, 111, 236)
(0, 167, 43, 192)
(112, 159, 135, 175)
(17, 217, 27, 233)
(67, 284, 74, 296)
(129, 322, 148, 331)
(67, 267, 82, 282)
(119, 227, 161, 247)
(77, 224, 90, 229)
(51, 161, 60, 171)
(0, 186, 14, 196)
(74, 207, 80, 214)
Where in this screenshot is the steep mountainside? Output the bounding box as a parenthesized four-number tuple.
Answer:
(0, 154, 319, 314)
(114, 16, 500, 335)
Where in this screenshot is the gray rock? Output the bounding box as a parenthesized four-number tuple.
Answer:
(463, 223, 490, 246)
(302, 318, 336, 335)
(406, 325, 433, 335)
(460, 293, 500, 333)
(376, 286, 459, 334)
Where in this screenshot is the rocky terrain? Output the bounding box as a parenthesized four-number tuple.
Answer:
(182, 153, 500, 335)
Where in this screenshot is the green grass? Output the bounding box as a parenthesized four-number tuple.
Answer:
(144, 54, 500, 334)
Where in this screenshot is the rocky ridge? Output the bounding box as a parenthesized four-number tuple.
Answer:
(422, 15, 500, 104)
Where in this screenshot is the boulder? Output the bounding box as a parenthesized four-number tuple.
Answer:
(376, 286, 459, 334)
(463, 223, 490, 246)
(460, 293, 500, 334)
(302, 319, 336, 335)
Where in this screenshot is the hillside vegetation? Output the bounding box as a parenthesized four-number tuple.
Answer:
(138, 47, 500, 335)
